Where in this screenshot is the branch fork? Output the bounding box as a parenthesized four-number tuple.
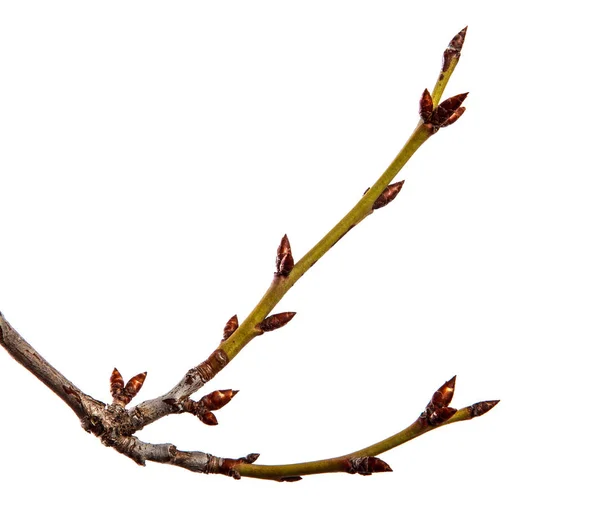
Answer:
(1, 26, 498, 482)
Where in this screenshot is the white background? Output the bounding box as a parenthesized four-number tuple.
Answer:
(1, 2, 598, 527)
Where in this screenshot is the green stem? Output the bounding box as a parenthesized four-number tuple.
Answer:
(220, 123, 432, 362)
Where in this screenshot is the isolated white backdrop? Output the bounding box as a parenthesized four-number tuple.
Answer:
(1, 2, 597, 528)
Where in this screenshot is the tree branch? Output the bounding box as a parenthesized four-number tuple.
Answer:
(1, 27, 497, 482)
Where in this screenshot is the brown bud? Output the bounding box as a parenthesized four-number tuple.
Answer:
(110, 367, 124, 398)
(430, 376, 456, 409)
(433, 92, 469, 125)
(419, 88, 433, 122)
(199, 410, 218, 426)
(468, 400, 500, 418)
(222, 314, 239, 341)
(373, 181, 405, 210)
(123, 372, 147, 402)
(276, 234, 294, 277)
(428, 406, 457, 426)
(279, 476, 303, 482)
(256, 311, 296, 333)
(442, 26, 468, 72)
(201, 389, 239, 411)
(439, 106, 466, 128)
(241, 453, 260, 464)
(345, 456, 393, 475)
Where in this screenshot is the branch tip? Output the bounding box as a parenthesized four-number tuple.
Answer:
(468, 399, 500, 418)
(442, 26, 468, 72)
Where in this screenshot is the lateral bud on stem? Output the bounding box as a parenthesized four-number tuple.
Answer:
(256, 312, 296, 334)
(219, 453, 261, 480)
(110, 368, 147, 406)
(201, 389, 239, 411)
(222, 314, 239, 342)
(372, 181, 405, 211)
(345, 456, 393, 476)
(276, 234, 294, 277)
(421, 90, 469, 134)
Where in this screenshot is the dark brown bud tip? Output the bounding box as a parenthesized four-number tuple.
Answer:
(199, 410, 218, 426)
(428, 406, 457, 426)
(346, 456, 393, 476)
(242, 453, 261, 464)
(373, 181, 405, 210)
(419, 88, 433, 122)
(257, 311, 296, 333)
(469, 400, 500, 418)
(110, 367, 124, 397)
(276, 234, 294, 277)
(222, 314, 239, 341)
(430, 376, 456, 408)
(124, 372, 147, 400)
(442, 26, 468, 72)
(201, 389, 239, 411)
(279, 476, 303, 482)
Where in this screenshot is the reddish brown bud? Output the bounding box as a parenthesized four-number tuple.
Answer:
(242, 453, 260, 464)
(373, 181, 405, 210)
(440, 106, 466, 128)
(345, 456, 393, 475)
(419, 88, 433, 122)
(428, 406, 457, 426)
(276, 234, 294, 277)
(110, 367, 124, 399)
(435, 92, 468, 122)
(201, 389, 239, 411)
(442, 26, 467, 72)
(199, 410, 218, 426)
(430, 376, 456, 408)
(222, 314, 239, 341)
(469, 400, 500, 418)
(123, 372, 147, 402)
(256, 311, 296, 333)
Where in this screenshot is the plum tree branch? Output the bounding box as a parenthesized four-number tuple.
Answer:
(1, 27, 498, 482)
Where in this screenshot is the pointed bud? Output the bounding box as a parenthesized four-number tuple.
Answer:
(199, 410, 218, 426)
(430, 376, 456, 408)
(373, 181, 405, 210)
(110, 367, 124, 399)
(279, 476, 303, 482)
(428, 406, 458, 426)
(442, 26, 468, 72)
(439, 106, 466, 128)
(468, 400, 500, 418)
(242, 453, 261, 464)
(345, 456, 393, 475)
(419, 88, 433, 122)
(433, 92, 469, 125)
(276, 234, 294, 277)
(222, 314, 239, 341)
(123, 372, 147, 402)
(256, 312, 296, 333)
(201, 389, 239, 411)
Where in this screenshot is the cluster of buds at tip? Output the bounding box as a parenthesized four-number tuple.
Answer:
(256, 311, 296, 334)
(372, 181, 405, 211)
(442, 26, 468, 73)
(222, 314, 239, 342)
(420, 89, 468, 134)
(275, 234, 294, 277)
(110, 368, 147, 406)
(422, 376, 457, 426)
(344, 456, 393, 476)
